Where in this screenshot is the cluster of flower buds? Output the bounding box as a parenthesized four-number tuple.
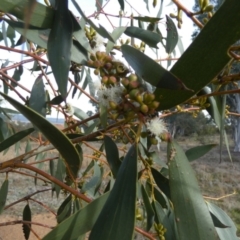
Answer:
(121, 74, 160, 115)
(87, 51, 129, 86)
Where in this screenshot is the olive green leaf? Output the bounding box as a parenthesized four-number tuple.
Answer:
(0, 128, 35, 153)
(89, 144, 137, 240)
(0, 178, 8, 215)
(122, 45, 189, 91)
(124, 27, 162, 48)
(22, 204, 31, 240)
(185, 144, 217, 162)
(0, 93, 80, 179)
(47, 0, 72, 99)
(165, 15, 178, 54)
(29, 76, 46, 116)
(168, 140, 217, 240)
(104, 135, 121, 178)
(43, 192, 110, 240)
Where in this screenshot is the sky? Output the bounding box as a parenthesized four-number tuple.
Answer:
(0, 0, 196, 118)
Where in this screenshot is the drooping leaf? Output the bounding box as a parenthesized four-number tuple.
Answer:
(89, 144, 137, 240)
(99, 103, 107, 129)
(151, 167, 170, 199)
(106, 27, 126, 54)
(165, 15, 178, 54)
(47, 0, 72, 99)
(133, 16, 161, 22)
(155, 0, 240, 110)
(141, 185, 154, 231)
(152, 200, 176, 240)
(121, 45, 190, 91)
(57, 194, 72, 223)
(207, 202, 238, 240)
(72, 106, 94, 126)
(185, 144, 217, 162)
(81, 162, 102, 197)
(118, 0, 124, 10)
(22, 204, 31, 240)
(11, 65, 23, 88)
(0, 179, 8, 214)
(95, 0, 103, 11)
(7, 24, 16, 47)
(29, 76, 46, 116)
(104, 135, 121, 178)
(124, 27, 161, 48)
(54, 157, 66, 198)
(0, 93, 80, 179)
(0, 128, 34, 153)
(168, 140, 217, 240)
(48, 95, 64, 105)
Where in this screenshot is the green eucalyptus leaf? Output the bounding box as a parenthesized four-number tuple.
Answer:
(0, 178, 8, 214)
(124, 27, 161, 48)
(118, 0, 124, 10)
(72, 106, 94, 126)
(54, 157, 66, 198)
(133, 16, 161, 22)
(22, 204, 31, 240)
(106, 27, 126, 54)
(0, 93, 80, 179)
(165, 15, 178, 54)
(89, 144, 137, 240)
(48, 95, 64, 105)
(152, 200, 176, 240)
(207, 202, 238, 240)
(121, 45, 189, 90)
(43, 192, 110, 240)
(0, 128, 34, 153)
(11, 65, 23, 88)
(141, 185, 154, 231)
(47, 0, 72, 99)
(151, 167, 170, 199)
(57, 194, 72, 224)
(185, 144, 217, 162)
(99, 103, 107, 129)
(155, 1, 240, 110)
(29, 76, 46, 116)
(104, 136, 121, 178)
(168, 140, 217, 240)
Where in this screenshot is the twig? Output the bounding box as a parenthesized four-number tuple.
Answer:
(204, 191, 236, 201)
(0, 220, 54, 229)
(4, 188, 52, 210)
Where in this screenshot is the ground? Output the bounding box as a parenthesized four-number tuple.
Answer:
(0, 135, 239, 239)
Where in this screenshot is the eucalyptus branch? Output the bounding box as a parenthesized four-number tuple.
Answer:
(172, 0, 204, 28)
(0, 220, 54, 229)
(4, 188, 52, 210)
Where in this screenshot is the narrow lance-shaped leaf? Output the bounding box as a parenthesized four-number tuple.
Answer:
(121, 45, 190, 91)
(141, 185, 154, 231)
(0, 178, 8, 214)
(155, 0, 240, 110)
(47, 0, 72, 99)
(168, 140, 217, 240)
(207, 202, 238, 240)
(185, 144, 217, 162)
(22, 204, 31, 240)
(43, 192, 110, 240)
(29, 76, 46, 116)
(0, 93, 80, 179)
(0, 128, 35, 153)
(89, 144, 138, 240)
(124, 27, 161, 48)
(165, 15, 178, 54)
(104, 136, 121, 178)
